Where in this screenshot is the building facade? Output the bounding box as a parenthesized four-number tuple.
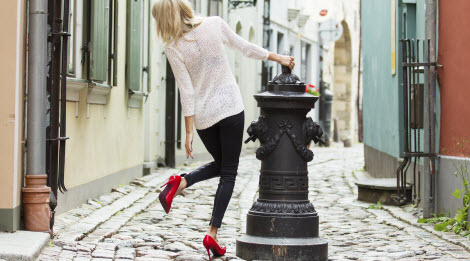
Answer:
(0, 0, 26, 231)
(362, 0, 470, 216)
(435, 0, 470, 216)
(312, 0, 361, 143)
(0, 0, 325, 231)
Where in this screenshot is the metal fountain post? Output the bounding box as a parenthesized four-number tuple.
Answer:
(236, 57, 328, 261)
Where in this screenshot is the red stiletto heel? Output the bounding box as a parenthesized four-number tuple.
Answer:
(158, 175, 181, 214)
(203, 235, 226, 260)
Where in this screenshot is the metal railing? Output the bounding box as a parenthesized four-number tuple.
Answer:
(395, 39, 438, 206)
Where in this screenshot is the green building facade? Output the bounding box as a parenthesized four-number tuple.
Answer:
(362, 0, 431, 179)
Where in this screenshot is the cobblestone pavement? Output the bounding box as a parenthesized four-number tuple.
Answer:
(38, 144, 470, 261)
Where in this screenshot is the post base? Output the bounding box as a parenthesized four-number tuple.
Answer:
(22, 174, 51, 233)
(236, 234, 328, 261)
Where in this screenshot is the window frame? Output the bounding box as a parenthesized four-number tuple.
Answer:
(64, 0, 117, 104)
(190, 0, 201, 14)
(208, 0, 223, 16)
(66, 0, 76, 77)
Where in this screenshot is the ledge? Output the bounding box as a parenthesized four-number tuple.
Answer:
(287, 8, 300, 21)
(297, 14, 310, 27)
(66, 78, 88, 102)
(128, 90, 146, 108)
(87, 81, 112, 105)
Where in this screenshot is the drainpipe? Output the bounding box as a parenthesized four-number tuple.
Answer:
(423, 0, 437, 218)
(261, 0, 270, 92)
(22, 0, 51, 232)
(357, 0, 363, 142)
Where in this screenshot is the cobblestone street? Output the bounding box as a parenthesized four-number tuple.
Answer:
(38, 144, 470, 261)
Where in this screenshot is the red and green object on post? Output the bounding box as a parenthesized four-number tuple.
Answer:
(306, 83, 320, 96)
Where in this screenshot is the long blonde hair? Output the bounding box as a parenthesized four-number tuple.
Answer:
(152, 0, 203, 46)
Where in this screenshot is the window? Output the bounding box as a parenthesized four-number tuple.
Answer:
(126, 0, 150, 108)
(66, 0, 117, 83)
(67, 0, 75, 76)
(208, 0, 223, 16)
(189, 0, 201, 14)
(305, 43, 311, 83)
(65, 0, 118, 104)
(300, 41, 311, 83)
(89, 0, 115, 85)
(126, 0, 143, 92)
(277, 32, 284, 74)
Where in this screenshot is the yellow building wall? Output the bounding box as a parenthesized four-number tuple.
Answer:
(0, 0, 25, 210)
(63, 2, 143, 190)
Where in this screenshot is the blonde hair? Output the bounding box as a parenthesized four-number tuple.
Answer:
(152, 0, 204, 46)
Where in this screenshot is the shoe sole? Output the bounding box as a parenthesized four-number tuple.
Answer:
(159, 185, 172, 214)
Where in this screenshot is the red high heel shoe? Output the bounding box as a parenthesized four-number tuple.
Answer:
(203, 235, 226, 260)
(158, 175, 181, 214)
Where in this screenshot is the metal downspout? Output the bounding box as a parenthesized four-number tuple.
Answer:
(23, 0, 51, 232)
(423, 0, 437, 218)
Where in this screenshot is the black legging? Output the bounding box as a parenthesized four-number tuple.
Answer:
(181, 111, 244, 228)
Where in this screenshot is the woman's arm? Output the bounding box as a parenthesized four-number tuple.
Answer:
(218, 17, 295, 70)
(165, 47, 195, 117)
(218, 16, 269, 60)
(166, 47, 196, 159)
(185, 115, 194, 159)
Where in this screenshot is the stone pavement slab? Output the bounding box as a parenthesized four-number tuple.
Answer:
(36, 144, 470, 260)
(0, 231, 50, 261)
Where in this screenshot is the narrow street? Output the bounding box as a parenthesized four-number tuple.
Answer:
(37, 144, 470, 261)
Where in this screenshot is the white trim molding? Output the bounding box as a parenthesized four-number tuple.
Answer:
(13, 0, 23, 207)
(87, 82, 113, 105)
(128, 90, 146, 108)
(66, 77, 88, 102)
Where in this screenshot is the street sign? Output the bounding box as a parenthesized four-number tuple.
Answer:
(319, 19, 343, 43)
(320, 9, 328, 16)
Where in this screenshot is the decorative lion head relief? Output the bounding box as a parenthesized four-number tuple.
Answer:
(245, 116, 324, 162)
(303, 117, 324, 145)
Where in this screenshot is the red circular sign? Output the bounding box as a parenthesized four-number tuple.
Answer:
(320, 10, 328, 16)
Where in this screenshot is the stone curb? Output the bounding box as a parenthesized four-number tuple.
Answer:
(384, 206, 470, 253)
(53, 168, 178, 243)
(347, 168, 470, 255)
(0, 231, 50, 261)
(80, 192, 160, 243)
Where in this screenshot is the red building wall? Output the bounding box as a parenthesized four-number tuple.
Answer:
(438, 0, 470, 157)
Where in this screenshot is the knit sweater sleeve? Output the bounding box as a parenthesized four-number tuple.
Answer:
(165, 47, 195, 116)
(217, 16, 269, 61)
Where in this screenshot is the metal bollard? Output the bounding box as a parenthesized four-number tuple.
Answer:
(236, 60, 328, 261)
(319, 82, 334, 146)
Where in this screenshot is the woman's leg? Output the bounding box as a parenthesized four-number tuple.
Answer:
(209, 111, 245, 229)
(179, 123, 222, 190)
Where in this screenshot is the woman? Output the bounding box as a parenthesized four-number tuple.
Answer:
(152, 0, 295, 259)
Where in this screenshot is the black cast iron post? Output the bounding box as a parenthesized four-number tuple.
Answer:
(236, 60, 328, 261)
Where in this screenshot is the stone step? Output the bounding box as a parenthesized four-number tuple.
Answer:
(355, 177, 412, 205)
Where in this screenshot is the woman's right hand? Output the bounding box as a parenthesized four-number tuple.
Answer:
(268, 52, 295, 70)
(185, 131, 194, 159)
(278, 55, 295, 70)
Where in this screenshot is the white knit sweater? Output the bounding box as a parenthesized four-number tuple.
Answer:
(165, 16, 269, 130)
